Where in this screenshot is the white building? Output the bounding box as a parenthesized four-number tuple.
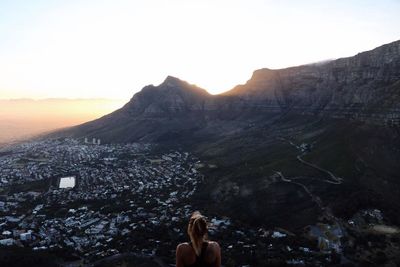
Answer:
(0, 238, 15, 246)
(20, 231, 32, 241)
(2, 230, 12, 236)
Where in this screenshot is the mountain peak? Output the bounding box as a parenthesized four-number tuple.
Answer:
(158, 76, 210, 97)
(161, 75, 186, 87)
(62, 38, 400, 141)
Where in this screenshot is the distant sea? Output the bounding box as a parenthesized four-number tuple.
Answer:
(0, 98, 125, 144)
(0, 119, 56, 144)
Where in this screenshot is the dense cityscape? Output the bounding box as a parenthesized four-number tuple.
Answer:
(0, 139, 398, 266)
(0, 139, 208, 263)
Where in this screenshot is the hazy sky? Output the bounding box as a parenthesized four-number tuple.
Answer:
(0, 0, 399, 99)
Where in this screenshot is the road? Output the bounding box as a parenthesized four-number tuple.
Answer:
(273, 137, 345, 221)
(273, 171, 335, 221)
(281, 137, 343, 185)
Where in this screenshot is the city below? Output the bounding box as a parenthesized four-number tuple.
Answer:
(0, 138, 398, 266)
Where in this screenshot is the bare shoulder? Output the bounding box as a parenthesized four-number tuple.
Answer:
(207, 241, 221, 252)
(176, 242, 191, 252)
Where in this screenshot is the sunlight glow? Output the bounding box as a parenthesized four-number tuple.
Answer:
(0, 0, 399, 98)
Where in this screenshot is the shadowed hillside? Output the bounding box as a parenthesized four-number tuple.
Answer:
(46, 40, 400, 265)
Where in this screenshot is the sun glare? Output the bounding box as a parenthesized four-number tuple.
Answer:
(0, 0, 399, 99)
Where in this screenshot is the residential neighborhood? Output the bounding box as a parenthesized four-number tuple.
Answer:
(0, 139, 395, 266)
(0, 139, 202, 258)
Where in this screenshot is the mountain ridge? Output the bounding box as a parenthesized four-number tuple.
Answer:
(224, 40, 400, 114)
(48, 40, 400, 256)
(56, 39, 400, 143)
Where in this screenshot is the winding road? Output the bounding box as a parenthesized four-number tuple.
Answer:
(272, 137, 345, 221)
(283, 138, 343, 185)
(273, 170, 335, 221)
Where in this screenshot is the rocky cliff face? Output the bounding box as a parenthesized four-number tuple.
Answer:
(61, 76, 214, 143)
(60, 39, 400, 143)
(122, 76, 210, 115)
(224, 40, 400, 122)
(52, 40, 400, 242)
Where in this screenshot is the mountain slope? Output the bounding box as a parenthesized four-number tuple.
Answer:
(60, 40, 400, 145)
(54, 40, 400, 231)
(224, 40, 400, 121)
(63, 76, 214, 143)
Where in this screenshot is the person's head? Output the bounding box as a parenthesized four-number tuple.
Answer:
(187, 211, 208, 255)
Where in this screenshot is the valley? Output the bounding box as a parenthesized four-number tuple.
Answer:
(1, 40, 400, 266)
(1, 136, 399, 266)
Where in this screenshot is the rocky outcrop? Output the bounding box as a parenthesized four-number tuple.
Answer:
(59, 39, 400, 142)
(122, 76, 210, 115)
(223, 40, 400, 123)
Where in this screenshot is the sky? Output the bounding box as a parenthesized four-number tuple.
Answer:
(0, 0, 399, 99)
(0, 98, 125, 143)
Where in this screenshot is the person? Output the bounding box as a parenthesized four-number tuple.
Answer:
(176, 211, 221, 267)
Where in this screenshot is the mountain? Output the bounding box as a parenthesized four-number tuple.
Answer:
(62, 76, 215, 143)
(225, 40, 400, 121)
(56, 40, 400, 232)
(61, 40, 400, 144)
